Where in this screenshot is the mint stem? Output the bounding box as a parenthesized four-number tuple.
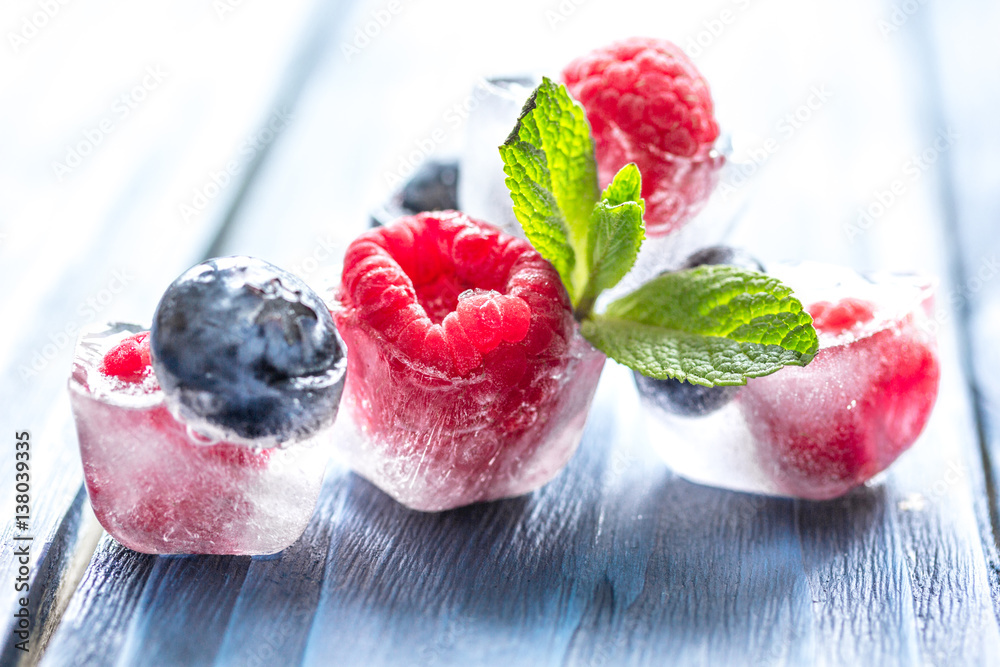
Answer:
(574, 294, 596, 322)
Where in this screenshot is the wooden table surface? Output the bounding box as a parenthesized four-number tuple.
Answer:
(3, 0, 999, 664)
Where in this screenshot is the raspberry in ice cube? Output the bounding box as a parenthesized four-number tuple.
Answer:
(738, 265, 940, 500)
(639, 261, 940, 500)
(562, 37, 725, 237)
(333, 211, 605, 511)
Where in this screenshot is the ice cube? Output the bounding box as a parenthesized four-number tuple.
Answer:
(69, 323, 333, 555)
(331, 212, 606, 511)
(332, 327, 604, 511)
(637, 263, 941, 500)
(457, 75, 541, 236)
(370, 159, 459, 228)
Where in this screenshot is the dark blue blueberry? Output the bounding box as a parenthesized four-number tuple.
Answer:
(401, 160, 459, 212)
(634, 245, 764, 417)
(369, 160, 460, 228)
(633, 372, 741, 417)
(681, 245, 764, 272)
(150, 256, 346, 443)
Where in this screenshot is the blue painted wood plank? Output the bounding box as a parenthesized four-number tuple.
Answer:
(0, 486, 94, 667)
(922, 0, 1000, 623)
(0, 411, 93, 662)
(117, 556, 253, 667)
(295, 367, 817, 667)
(39, 536, 157, 667)
(796, 492, 921, 666)
(211, 473, 350, 667)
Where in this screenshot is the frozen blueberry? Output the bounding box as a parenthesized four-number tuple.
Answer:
(634, 372, 740, 417)
(681, 245, 764, 272)
(634, 245, 764, 417)
(369, 160, 459, 228)
(150, 256, 346, 444)
(401, 160, 459, 212)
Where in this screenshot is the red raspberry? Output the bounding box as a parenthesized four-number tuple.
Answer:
(809, 298, 877, 335)
(100, 332, 153, 382)
(739, 299, 940, 500)
(339, 211, 573, 383)
(563, 37, 719, 158)
(563, 37, 724, 236)
(335, 211, 603, 510)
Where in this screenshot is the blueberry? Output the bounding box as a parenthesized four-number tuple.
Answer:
(150, 256, 346, 444)
(633, 372, 741, 417)
(369, 160, 460, 228)
(401, 160, 459, 213)
(681, 245, 764, 272)
(634, 245, 763, 417)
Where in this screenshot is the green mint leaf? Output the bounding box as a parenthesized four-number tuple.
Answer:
(499, 140, 577, 291)
(581, 266, 819, 385)
(500, 77, 599, 302)
(576, 165, 646, 318)
(600, 162, 644, 210)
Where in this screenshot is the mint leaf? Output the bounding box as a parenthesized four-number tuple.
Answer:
(600, 162, 643, 209)
(500, 77, 599, 302)
(576, 164, 646, 318)
(498, 140, 577, 290)
(581, 265, 818, 385)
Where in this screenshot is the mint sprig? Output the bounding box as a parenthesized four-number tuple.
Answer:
(499, 78, 818, 387)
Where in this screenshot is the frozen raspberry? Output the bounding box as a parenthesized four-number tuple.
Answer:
(563, 37, 724, 236)
(739, 293, 940, 500)
(339, 211, 573, 383)
(563, 37, 718, 158)
(71, 319, 327, 555)
(335, 211, 604, 510)
(100, 332, 152, 383)
(809, 298, 877, 336)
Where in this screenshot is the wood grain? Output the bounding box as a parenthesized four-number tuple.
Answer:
(38, 536, 157, 667)
(922, 0, 1000, 625)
